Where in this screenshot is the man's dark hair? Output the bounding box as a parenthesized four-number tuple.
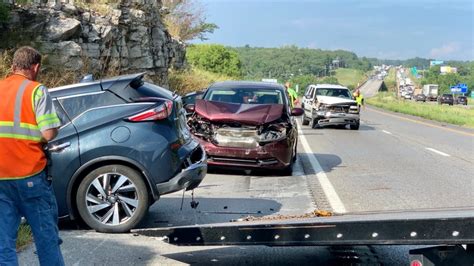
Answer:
(12, 46, 42, 71)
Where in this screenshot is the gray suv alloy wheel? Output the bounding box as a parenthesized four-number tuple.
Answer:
(76, 165, 149, 233)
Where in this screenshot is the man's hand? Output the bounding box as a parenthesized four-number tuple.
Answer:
(41, 128, 58, 143)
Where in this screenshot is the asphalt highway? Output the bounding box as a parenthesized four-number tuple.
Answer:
(299, 105, 474, 213)
(359, 79, 383, 98)
(18, 83, 474, 264)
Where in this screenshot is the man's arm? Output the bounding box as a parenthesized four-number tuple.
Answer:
(34, 85, 61, 143)
(41, 128, 58, 143)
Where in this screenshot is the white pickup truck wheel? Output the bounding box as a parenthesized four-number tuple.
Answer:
(302, 112, 310, 125)
(350, 122, 360, 130)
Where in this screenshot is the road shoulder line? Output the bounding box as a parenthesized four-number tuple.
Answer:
(297, 121, 347, 214)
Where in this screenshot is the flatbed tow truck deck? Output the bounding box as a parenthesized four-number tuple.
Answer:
(133, 208, 474, 265)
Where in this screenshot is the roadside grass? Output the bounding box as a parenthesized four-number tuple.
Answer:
(384, 68, 397, 91)
(17, 224, 33, 251)
(1, 50, 86, 86)
(169, 67, 236, 95)
(367, 92, 474, 128)
(1, 50, 131, 88)
(335, 68, 366, 89)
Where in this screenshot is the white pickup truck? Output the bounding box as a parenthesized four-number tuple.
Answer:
(302, 84, 360, 130)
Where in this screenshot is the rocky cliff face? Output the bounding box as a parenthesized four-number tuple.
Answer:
(0, 0, 185, 86)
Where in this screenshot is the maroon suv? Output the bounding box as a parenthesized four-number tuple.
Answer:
(186, 81, 303, 174)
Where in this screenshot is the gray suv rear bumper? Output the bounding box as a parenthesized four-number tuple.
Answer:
(156, 145, 207, 195)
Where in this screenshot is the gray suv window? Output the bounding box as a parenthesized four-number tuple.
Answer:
(59, 91, 125, 120)
(53, 99, 70, 125)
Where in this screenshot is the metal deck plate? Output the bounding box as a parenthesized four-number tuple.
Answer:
(133, 208, 474, 246)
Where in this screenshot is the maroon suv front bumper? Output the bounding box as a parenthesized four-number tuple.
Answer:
(196, 138, 292, 170)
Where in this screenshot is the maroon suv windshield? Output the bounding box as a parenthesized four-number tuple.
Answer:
(204, 88, 285, 105)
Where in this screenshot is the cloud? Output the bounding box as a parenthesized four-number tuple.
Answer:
(290, 18, 323, 29)
(430, 42, 461, 59)
(290, 17, 358, 31)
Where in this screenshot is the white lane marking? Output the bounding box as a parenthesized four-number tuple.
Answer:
(382, 130, 392, 135)
(425, 147, 451, 157)
(297, 121, 347, 214)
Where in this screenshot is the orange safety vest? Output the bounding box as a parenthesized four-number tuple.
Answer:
(0, 74, 46, 179)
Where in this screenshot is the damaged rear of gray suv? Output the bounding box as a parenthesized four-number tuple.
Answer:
(302, 84, 360, 130)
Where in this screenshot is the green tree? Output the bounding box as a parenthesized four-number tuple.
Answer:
(420, 66, 466, 94)
(289, 75, 318, 95)
(186, 44, 242, 77)
(0, 3, 9, 23)
(233, 46, 372, 81)
(162, 0, 218, 42)
(319, 76, 339, 85)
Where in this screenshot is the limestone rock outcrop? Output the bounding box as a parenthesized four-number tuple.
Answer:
(0, 0, 186, 86)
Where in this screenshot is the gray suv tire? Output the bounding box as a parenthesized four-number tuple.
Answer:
(76, 164, 149, 233)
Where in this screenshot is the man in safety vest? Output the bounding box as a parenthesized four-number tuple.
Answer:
(353, 88, 365, 110)
(285, 82, 298, 108)
(0, 47, 64, 265)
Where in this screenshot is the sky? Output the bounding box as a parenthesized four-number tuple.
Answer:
(197, 0, 474, 60)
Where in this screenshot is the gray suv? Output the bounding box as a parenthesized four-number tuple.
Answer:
(48, 73, 207, 233)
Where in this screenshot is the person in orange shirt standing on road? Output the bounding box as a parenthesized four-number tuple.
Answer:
(0, 46, 64, 265)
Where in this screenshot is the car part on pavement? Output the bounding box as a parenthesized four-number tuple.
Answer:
(240, 209, 333, 222)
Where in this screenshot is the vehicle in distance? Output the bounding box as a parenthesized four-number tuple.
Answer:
(402, 91, 413, 100)
(423, 84, 439, 101)
(414, 94, 426, 102)
(438, 93, 454, 105)
(455, 96, 468, 105)
(182, 90, 204, 107)
(48, 73, 207, 233)
(302, 84, 360, 130)
(182, 90, 205, 116)
(186, 81, 303, 175)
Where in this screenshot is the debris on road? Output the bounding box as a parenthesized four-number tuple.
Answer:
(238, 209, 333, 222)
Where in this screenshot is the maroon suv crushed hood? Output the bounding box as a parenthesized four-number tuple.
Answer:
(195, 99, 284, 125)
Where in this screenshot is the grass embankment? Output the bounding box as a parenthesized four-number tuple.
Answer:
(1, 50, 96, 86)
(367, 92, 474, 128)
(384, 68, 397, 91)
(169, 67, 236, 95)
(17, 224, 33, 251)
(334, 68, 366, 89)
